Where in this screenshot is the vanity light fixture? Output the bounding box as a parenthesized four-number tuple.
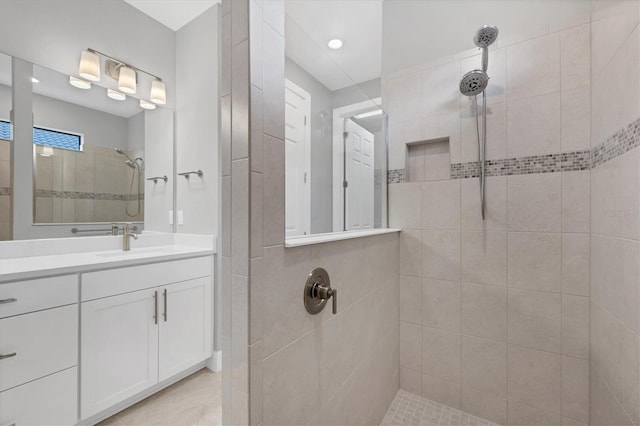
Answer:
(107, 89, 126, 101)
(139, 99, 156, 110)
(75, 48, 168, 107)
(328, 39, 343, 49)
(78, 50, 101, 81)
(69, 75, 91, 89)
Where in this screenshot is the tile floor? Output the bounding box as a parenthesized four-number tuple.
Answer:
(381, 390, 499, 426)
(98, 368, 221, 426)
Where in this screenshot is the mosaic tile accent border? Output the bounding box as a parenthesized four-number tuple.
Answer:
(450, 150, 591, 179)
(381, 389, 499, 426)
(388, 169, 406, 184)
(389, 117, 640, 183)
(592, 117, 640, 168)
(34, 190, 143, 201)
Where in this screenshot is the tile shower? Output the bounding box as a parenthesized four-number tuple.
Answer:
(222, 0, 640, 425)
(387, 1, 639, 425)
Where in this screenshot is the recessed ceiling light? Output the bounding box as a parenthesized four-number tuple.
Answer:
(31, 77, 40, 84)
(107, 89, 126, 101)
(328, 39, 343, 50)
(69, 75, 91, 89)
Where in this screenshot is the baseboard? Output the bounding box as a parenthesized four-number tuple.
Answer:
(206, 350, 222, 372)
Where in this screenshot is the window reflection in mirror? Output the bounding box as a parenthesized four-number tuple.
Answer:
(284, 1, 387, 238)
(30, 63, 146, 224)
(0, 52, 11, 240)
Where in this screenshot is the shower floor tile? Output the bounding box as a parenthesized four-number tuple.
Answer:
(381, 389, 499, 426)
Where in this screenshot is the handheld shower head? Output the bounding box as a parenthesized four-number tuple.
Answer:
(473, 25, 499, 48)
(125, 160, 137, 169)
(459, 69, 489, 97)
(473, 25, 499, 72)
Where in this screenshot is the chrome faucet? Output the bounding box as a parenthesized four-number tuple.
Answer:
(122, 223, 138, 251)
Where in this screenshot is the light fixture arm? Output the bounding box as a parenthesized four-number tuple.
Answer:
(87, 48, 162, 82)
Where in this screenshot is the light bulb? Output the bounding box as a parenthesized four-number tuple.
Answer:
(140, 99, 156, 110)
(118, 66, 137, 94)
(79, 50, 101, 81)
(69, 75, 91, 89)
(150, 80, 166, 105)
(107, 89, 126, 101)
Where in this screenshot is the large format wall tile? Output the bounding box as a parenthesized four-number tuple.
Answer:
(507, 33, 561, 101)
(461, 283, 507, 342)
(507, 92, 561, 157)
(508, 232, 562, 293)
(508, 288, 562, 353)
(461, 231, 507, 286)
(508, 345, 562, 415)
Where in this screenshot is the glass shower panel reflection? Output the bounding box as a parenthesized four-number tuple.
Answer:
(284, 13, 388, 237)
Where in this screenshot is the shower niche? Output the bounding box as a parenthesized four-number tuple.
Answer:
(406, 138, 450, 182)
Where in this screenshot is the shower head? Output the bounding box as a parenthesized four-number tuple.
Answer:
(125, 160, 137, 169)
(115, 148, 136, 163)
(473, 25, 499, 48)
(460, 69, 489, 97)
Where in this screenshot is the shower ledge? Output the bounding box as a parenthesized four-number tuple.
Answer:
(285, 228, 401, 248)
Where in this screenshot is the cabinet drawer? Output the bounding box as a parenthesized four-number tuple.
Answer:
(82, 256, 213, 301)
(0, 304, 78, 392)
(0, 367, 77, 426)
(0, 274, 77, 319)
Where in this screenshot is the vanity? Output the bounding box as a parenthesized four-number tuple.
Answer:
(0, 235, 215, 425)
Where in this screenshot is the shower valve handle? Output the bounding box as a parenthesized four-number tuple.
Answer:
(312, 284, 337, 315)
(303, 268, 336, 315)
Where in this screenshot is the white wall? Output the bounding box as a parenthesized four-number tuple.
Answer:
(33, 92, 129, 151)
(144, 108, 174, 233)
(175, 6, 219, 235)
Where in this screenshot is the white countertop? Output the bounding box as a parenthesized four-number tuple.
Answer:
(0, 233, 216, 283)
(285, 228, 401, 248)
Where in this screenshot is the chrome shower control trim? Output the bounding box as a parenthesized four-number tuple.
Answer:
(304, 267, 337, 315)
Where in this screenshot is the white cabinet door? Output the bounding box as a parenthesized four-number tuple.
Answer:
(158, 277, 212, 381)
(0, 367, 77, 426)
(81, 288, 159, 419)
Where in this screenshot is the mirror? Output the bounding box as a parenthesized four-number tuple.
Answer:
(31, 63, 147, 224)
(0, 52, 11, 241)
(284, 0, 387, 237)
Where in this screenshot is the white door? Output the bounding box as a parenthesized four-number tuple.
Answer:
(158, 277, 213, 381)
(81, 288, 159, 419)
(345, 119, 374, 230)
(285, 79, 311, 237)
